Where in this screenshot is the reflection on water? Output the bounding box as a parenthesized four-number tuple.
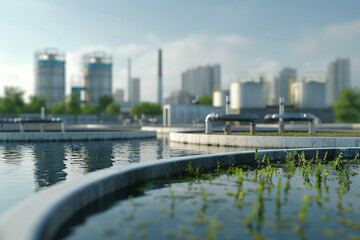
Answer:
(0, 137, 248, 215)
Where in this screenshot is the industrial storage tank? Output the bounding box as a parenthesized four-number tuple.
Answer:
(83, 52, 112, 106)
(35, 48, 65, 106)
(230, 82, 240, 110)
(212, 90, 224, 107)
(239, 82, 265, 108)
(292, 81, 326, 109)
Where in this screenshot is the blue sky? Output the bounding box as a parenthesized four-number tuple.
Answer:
(0, 0, 360, 101)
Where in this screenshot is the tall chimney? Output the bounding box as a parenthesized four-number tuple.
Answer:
(158, 49, 163, 106)
(128, 58, 132, 102)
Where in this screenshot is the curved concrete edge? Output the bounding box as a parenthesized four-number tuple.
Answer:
(0, 130, 156, 142)
(1, 147, 360, 240)
(169, 132, 360, 148)
(141, 126, 204, 133)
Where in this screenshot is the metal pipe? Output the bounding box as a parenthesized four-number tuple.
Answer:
(205, 113, 258, 135)
(279, 97, 285, 133)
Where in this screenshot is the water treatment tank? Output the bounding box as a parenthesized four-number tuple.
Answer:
(83, 52, 112, 106)
(230, 82, 240, 110)
(212, 90, 224, 107)
(35, 48, 65, 106)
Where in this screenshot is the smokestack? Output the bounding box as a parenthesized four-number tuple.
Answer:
(158, 49, 162, 106)
(128, 58, 132, 102)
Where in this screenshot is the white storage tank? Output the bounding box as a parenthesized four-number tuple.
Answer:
(239, 82, 265, 108)
(212, 90, 224, 107)
(293, 81, 326, 109)
(35, 48, 65, 106)
(83, 52, 112, 106)
(230, 82, 240, 110)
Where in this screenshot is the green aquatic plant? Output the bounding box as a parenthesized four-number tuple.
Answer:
(298, 195, 309, 223)
(200, 186, 207, 206)
(206, 217, 218, 240)
(97, 150, 360, 240)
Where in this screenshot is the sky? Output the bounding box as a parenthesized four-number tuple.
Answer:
(0, 0, 360, 102)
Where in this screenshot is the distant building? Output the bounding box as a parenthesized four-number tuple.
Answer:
(326, 58, 351, 105)
(273, 67, 296, 105)
(35, 48, 65, 106)
(158, 49, 163, 106)
(292, 80, 326, 109)
(163, 104, 224, 126)
(83, 52, 112, 106)
(164, 90, 195, 105)
(181, 64, 221, 99)
(230, 81, 265, 110)
(113, 89, 125, 103)
(132, 78, 140, 103)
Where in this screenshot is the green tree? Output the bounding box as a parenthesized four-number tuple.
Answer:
(130, 102, 162, 116)
(199, 95, 212, 105)
(98, 95, 114, 113)
(0, 87, 25, 114)
(66, 93, 81, 116)
(81, 103, 98, 115)
(334, 88, 360, 123)
(23, 96, 47, 113)
(50, 101, 66, 114)
(105, 102, 121, 116)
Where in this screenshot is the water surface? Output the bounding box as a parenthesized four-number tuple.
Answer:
(0, 136, 248, 215)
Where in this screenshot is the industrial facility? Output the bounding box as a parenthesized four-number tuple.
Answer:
(35, 48, 65, 106)
(83, 52, 112, 105)
(181, 64, 221, 99)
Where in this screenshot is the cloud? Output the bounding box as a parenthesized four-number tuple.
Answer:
(291, 18, 360, 56)
(324, 19, 360, 41)
(115, 43, 148, 56)
(292, 40, 317, 55)
(0, 64, 34, 101)
(290, 19, 360, 87)
(0, 33, 283, 102)
(216, 35, 253, 46)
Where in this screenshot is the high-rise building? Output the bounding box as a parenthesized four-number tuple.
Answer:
(181, 64, 221, 99)
(83, 52, 112, 106)
(164, 90, 195, 105)
(128, 58, 132, 102)
(35, 48, 65, 106)
(273, 67, 296, 105)
(326, 58, 351, 105)
(132, 78, 140, 103)
(113, 89, 125, 103)
(158, 49, 163, 106)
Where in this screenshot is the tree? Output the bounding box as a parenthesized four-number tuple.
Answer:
(81, 103, 98, 115)
(23, 96, 47, 113)
(105, 102, 121, 116)
(50, 101, 66, 114)
(66, 93, 81, 116)
(98, 95, 114, 113)
(0, 87, 25, 114)
(199, 95, 212, 105)
(130, 102, 162, 116)
(334, 88, 360, 123)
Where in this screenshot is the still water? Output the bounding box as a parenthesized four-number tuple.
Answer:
(0, 136, 248, 215)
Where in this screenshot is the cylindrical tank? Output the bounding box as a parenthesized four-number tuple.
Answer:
(83, 52, 112, 106)
(35, 48, 65, 106)
(212, 90, 224, 107)
(230, 82, 240, 110)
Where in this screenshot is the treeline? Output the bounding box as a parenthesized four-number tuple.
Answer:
(333, 87, 360, 123)
(0, 87, 120, 116)
(0, 87, 163, 117)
